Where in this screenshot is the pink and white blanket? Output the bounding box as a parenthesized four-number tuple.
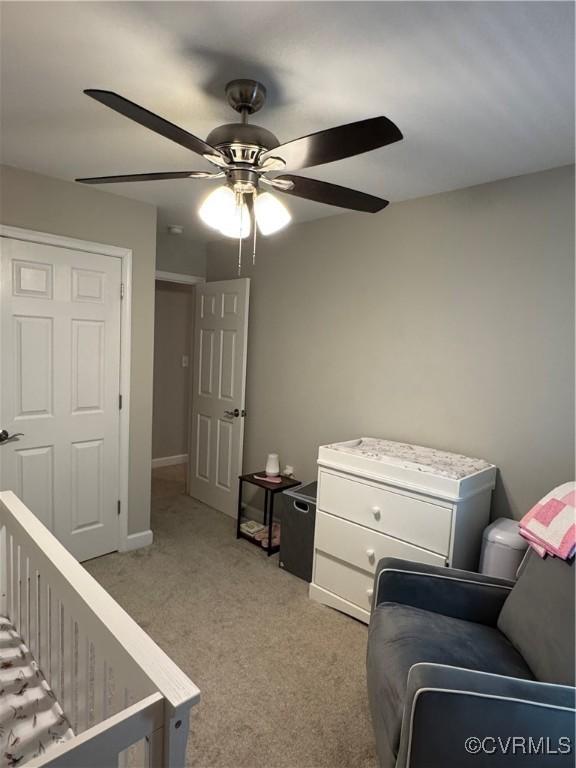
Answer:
(519, 482, 576, 559)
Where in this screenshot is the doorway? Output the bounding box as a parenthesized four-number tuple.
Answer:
(152, 277, 197, 473)
(151, 273, 250, 519)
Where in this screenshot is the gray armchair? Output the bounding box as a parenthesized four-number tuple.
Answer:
(367, 553, 576, 767)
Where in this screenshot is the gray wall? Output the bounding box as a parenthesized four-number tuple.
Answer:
(207, 165, 575, 519)
(0, 164, 156, 535)
(152, 282, 193, 459)
(156, 231, 206, 276)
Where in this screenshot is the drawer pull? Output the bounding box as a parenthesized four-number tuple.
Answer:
(367, 588, 374, 600)
(371, 506, 381, 520)
(366, 548, 375, 563)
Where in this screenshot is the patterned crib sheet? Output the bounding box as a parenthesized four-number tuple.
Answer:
(0, 617, 73, 767)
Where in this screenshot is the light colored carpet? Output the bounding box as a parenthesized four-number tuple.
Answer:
(85, 466, 378, 768)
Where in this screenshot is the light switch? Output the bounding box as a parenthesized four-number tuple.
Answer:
(182, 355, 189, 368)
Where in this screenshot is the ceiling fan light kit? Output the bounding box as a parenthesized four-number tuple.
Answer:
(254, 193, 291, 236)
(198, 185, 290, 240)
(199, 186, 252, 239)
(77, 78, 402, 270)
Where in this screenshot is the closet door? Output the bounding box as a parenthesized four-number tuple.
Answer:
(0, 235, 122, 560)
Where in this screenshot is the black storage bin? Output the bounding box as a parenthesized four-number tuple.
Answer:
(279, 482, 317, 582)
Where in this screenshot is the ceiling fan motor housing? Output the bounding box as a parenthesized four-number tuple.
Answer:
(206, 122, 281, 189)
(206, 123, 279, 159)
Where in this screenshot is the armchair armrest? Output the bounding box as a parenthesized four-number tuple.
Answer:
(396, 663, 576, 768)
(373, 557, 514, 625)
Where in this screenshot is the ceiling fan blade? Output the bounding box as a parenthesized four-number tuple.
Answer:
(75, 171, 221, 185)
(84, 90, 225, 161)
(261, 117, 402, 171)
(275, 175, 388, 213)
(189, 171, 226, 179)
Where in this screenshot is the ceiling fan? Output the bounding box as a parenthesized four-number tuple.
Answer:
(76, 79, 403, 242)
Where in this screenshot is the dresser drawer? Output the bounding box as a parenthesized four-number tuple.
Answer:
(315, 511, 447, 572)
(318, 471, 452, 555)
(314, 552, 374, 612)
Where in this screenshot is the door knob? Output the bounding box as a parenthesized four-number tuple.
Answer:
(224, 409, 240, 418)
(0, 430, 24, 444)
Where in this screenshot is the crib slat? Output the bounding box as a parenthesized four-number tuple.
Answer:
(87, 641, 101, 729)
(51, 596, 63, 702)
(71, 618, 79, 733)
(38, 577, 50, 673)
(74, 619, 90, 734)
(45, 583, 54, 684)
(19, 548, 30, 644)
(5, 533, 14, 620)
(14, 544, 22, 634)
(0, 525, 6, 617)
(105, 661, 123, 718)
(61, 603, 74, 720)
(26, 554, 32, 647)
(34, 570, 42, 661)
(27, 560, 39, 660)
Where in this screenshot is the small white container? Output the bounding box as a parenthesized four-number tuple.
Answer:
(265, 453, 280, 477)
(479, 518, 528, 580)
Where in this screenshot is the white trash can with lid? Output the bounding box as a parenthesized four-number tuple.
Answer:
(479, 518, 528, 580)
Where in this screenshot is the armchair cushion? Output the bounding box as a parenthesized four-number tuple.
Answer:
(396, 663, 576, 768)
(367, 603, 534, 768)
(374, 557, 514, 626)
(497, 551, 575, 685)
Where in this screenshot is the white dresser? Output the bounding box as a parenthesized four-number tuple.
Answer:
(309, 438, 497, 623)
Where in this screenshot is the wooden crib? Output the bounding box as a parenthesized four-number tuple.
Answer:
(0, 491, 200, 768)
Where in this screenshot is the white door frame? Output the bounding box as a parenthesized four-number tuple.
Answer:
(155, 270, 205, 286)
(0, 224, 133, 553)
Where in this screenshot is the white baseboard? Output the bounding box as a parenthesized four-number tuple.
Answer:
(151, 454, 188, 469)
(121, 529, 154, 552)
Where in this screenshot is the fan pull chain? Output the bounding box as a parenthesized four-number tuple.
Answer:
(237, 233, 242, 276)
(251, 188, 258, 266)
(237, 189, 243, 276)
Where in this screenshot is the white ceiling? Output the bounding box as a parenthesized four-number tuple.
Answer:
(1, 1, 573, 242)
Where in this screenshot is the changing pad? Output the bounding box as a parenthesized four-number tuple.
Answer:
(0, 617, 73, 767)
(318, 438, 496, 500)
(324, 438, 492, 480)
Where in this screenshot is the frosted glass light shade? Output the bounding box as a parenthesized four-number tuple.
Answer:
(198, 186, 235, 230)
(199, 186, 251, 239)
(218, 201, 251, 239)
(255, 192, 291, 235)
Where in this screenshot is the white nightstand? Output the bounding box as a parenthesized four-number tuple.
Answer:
(309, 438, 497, 623)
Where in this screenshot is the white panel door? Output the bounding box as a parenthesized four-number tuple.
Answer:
(188, 279, 250, 517)
(0, 237, 122, 561)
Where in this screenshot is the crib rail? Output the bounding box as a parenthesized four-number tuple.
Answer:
(0, 491, 200, 768)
